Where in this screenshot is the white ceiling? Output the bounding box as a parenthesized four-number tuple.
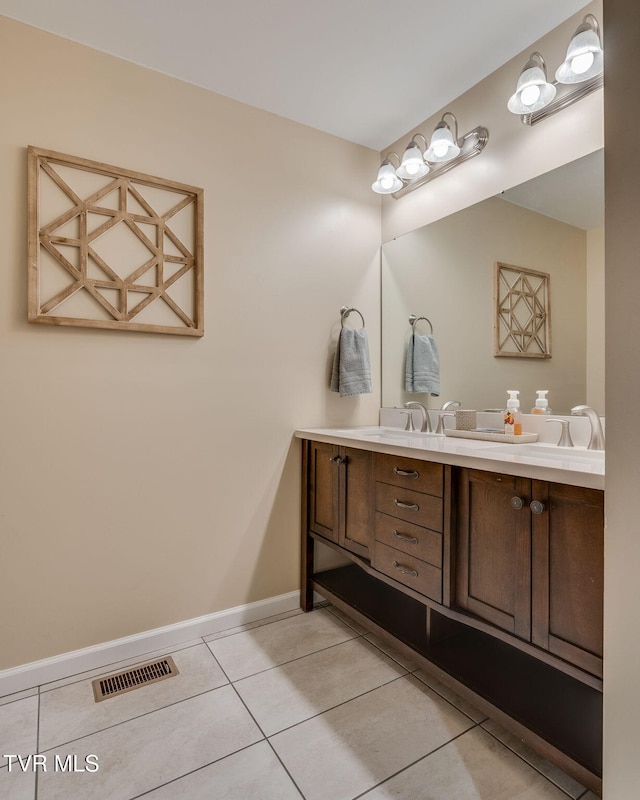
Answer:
(0, 0, 590, 150)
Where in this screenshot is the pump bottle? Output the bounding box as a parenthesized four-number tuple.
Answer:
(504, 390, 522, 435)
(531, 390, 551, 415)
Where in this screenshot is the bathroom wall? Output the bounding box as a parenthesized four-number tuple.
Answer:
(0, 16, 381, 669)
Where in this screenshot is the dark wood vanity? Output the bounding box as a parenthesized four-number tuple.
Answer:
(300, 437, 603, 795)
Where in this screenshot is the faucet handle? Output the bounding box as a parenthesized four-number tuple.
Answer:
(546, 418, 574, 448)
(399, 410, 415, 431)
(435, 412, 455, 435)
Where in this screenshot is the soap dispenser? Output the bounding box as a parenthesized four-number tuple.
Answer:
(531, 390, 551, 415)
(504, 390, 522, 435)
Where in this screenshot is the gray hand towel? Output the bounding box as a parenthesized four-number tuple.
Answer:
(330, 327, 372, 397)
(405, 333, 440, 395)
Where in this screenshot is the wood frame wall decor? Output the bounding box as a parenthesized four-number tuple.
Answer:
(494, 262, 551, 359)
(28, 146, 204, 336)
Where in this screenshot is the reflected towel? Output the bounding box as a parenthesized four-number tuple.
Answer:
(330, 327, 372, 397)
(405, 334, 440, 395)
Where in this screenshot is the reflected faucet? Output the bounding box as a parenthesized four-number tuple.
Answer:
(441, 400, 461, 411)
(571, 405, 605, 450)
(404, 401, 432, 433)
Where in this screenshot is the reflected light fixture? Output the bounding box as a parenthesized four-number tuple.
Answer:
(508, 13, 603, 125)
(372, 112, 489, 198)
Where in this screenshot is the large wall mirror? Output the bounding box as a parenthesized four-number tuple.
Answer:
(381, 149, 604, 415)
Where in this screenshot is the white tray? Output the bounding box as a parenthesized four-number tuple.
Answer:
(444, 429, 538, 444)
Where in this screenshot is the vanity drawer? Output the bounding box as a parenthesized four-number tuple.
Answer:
(373, 541, 442, 603)
(375, 482, 443, 532)
(375, 512, 442, 568)
(374, 453, 443, 497)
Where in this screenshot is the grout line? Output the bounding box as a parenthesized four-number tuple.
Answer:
(36, 683, 232, 755)
(209, 630, 364, 685)
(0, 691, 39, 710)
(37, 640, 205, 695)
(265, 738, 306, 799)
(351, 725, 478, 800)
(480, 723, 587, 799)
(34, 686, 41, 800)
(411, 671, 489, 725)
(201, 608, 305, 644)
(128, 740, 267, 799)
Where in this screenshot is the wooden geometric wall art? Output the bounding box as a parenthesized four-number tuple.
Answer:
(494, 262, 551, 358)
(27, 146, 204, 336)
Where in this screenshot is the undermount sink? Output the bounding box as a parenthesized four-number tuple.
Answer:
(485, 443, 604, 461)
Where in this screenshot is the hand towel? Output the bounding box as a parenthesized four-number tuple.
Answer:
(330, 327, 372, 397)
(405, 333, 440, 395)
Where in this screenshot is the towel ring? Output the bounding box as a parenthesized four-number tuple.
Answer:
(409, 314, 433, 334)
(341, 306, 365, 328)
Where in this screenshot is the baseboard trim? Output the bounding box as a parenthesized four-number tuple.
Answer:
(0, 590, 300, 698)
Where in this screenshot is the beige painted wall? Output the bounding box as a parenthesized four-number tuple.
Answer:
(382, 197, 587, 413)
(0, 16, 381, 669)
(380, 1, 603, 244)
(586, 226, 605, 411)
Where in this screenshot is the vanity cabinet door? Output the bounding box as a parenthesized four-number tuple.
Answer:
(339, 447, 374, 558)
(531, 482, 604, 678)
(307, 440, 339, 543)
(306, 442, 373, 557)
(455, 468, 532, 640)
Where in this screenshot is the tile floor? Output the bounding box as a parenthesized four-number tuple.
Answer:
(0, 605, 600, 800)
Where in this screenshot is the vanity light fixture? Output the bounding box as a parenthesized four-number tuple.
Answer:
(508, 13, 603, 125)
(372, 112, 489, 198)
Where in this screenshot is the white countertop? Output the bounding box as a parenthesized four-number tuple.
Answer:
(295, 426, 604, 491)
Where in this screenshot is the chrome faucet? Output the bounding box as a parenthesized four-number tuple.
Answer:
(404, 402, 432, 433)
(441, 400, 461, 411)
(546, 418, 575, 448)
(571, 405, 605, 450)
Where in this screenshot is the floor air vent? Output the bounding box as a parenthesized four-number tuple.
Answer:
(92, 656, 179, 702)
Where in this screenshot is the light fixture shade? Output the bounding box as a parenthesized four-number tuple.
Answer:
(396, 142, 429, 181)
(371, 160, 403, 194)
(425, 123, 460, 163)
(556, 18, 603, 83)
(507, 55, 556, 114)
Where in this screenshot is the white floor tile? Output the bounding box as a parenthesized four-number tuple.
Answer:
(142, 741, 301, 799)
(40, 638, 204, 694)
(203, 609, 304, 643)
(413, 668, 488, 723)
(235, 638, 407, 735)
(207, 608, 357, 681)
(37, 686, 262, 800)
(0, 695, 38, 769)
(0, 765, 36, 800)
(481, 719, 588, 798)
(270, 675, 474, 800)
(360, 727, 568, 799)
(0, 688, 38, 708)
(39, 644, 227, 750)
(325, 605, 369, 635)
(364, 632, 422, 671)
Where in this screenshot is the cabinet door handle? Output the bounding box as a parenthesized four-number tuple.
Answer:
(530, 500, 545, 515)
(392, 530, 419, 545)
(392, 560, 418, 577)
(329, 455, 345, 464)
(393, 467, 419, 479)
(394, 499, 419, 511)
(510, 496, 525, 510)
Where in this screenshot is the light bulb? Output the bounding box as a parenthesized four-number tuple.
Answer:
(432, 141, 449, 158)
(404, 162, 421, 176)
(380, 176, 395, 189)
(520, 84, 541, 107)
(571, 51, 594, 75)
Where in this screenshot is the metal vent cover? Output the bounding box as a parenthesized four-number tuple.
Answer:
(92, 656, 179, 702)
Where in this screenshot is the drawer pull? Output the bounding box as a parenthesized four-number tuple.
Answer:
(392, 560, 418, 577)
(393, 467, 419, 479)
(329, 455, 346, 465)
(394, 499, 419, 511)
(530, 500, 545, 515)
(392, 530, 419, 545)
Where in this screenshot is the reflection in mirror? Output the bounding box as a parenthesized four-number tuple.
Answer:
(381, 150, 604, 415)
